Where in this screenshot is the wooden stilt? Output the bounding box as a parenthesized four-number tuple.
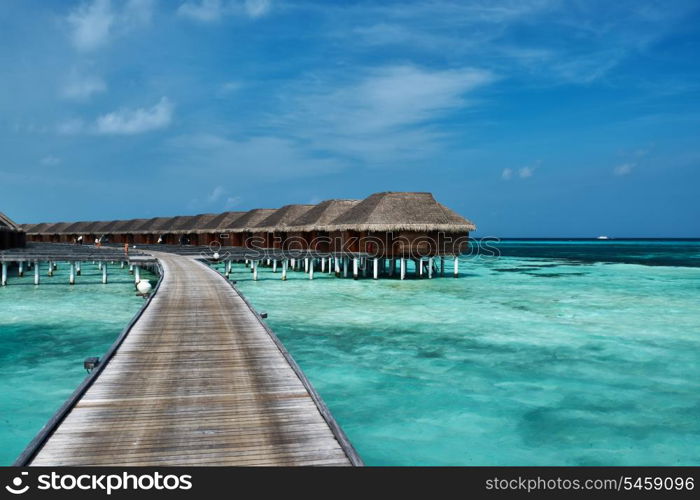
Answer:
(389, 258, 395, 277)
(440, 257, 445, 277)
(272, 260, 277, 273)
(102, 263, 108, 284)
(321, 257, 326, 273)
(334, 257, 340, 275)
(69, 262, 75, 285)
(48, 262, 53, 277)
(134, 266, 140, 284)
(253, 261, 259, 281)
(373, 258, 379, 279)
(76, 261, 81, 276)
(18, 261, 24, 277)
(400, 258, 406, 280)
(282, 259, 288, 280)
(34, 261, 39, 285)
(343, 258, 348, 278)
(453, 256, 459, 278)
(309, 259, 314, 280)
(1, 262, 7, 286)
(352, 257, 359, 280)
(428, 257, 433, 279)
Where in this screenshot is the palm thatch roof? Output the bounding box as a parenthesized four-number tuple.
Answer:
(287, 199, 360, 232)
(61, 221, 94, 233)
(253, 204, 315, 232)
(23, 222, 55, 234)
(325, 192, 476, 232)
(228, 209, 277, 232)
(0, 212, 22, 232)
(133, 217, 174, 234)
(39, 222, 73, 234)
(195, 212, 245, 232)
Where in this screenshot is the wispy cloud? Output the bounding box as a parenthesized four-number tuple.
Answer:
(276, 64, 494, 162)
(95, 97, 174, 135)
(67, 0, 154, 51)
(178, 0, 272, 22)
(502, 165, 537, 180)
(40, 156, 61, 166)
(614, 162, 634, 176)
(61, 72, 107, 101)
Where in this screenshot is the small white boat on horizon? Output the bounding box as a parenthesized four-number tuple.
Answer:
(597, 236, 610, 240)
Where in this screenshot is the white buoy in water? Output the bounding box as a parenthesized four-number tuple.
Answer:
(136, 280, 152, 295)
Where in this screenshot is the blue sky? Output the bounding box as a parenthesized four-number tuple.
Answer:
(1, 0, 699, 236)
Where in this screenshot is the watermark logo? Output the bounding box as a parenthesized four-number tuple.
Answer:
(5, 472, 29, 495)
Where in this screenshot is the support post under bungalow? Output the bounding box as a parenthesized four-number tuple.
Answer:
(334, 257, 340, 275)
(440, 257, 445, 277)
(281, 259, 288, 280)
(328, 257, 333, 274)
(102, 263, 108, 284)
(48, 262, 53, 277)
(69, 262, 75, 285)
(309, 259, 314, 280)
(1, 262, 7, 286)
(272, 260, 277, 273)
(253, 261, 259, 281)
(76, 261, 81, 276)
(290, 258, 295, 270)
(428, 257, 433, 279)
(18, 261, 23, 277)
(321, 257, 326, 273)
(304, 258, 309, 273)
(418, 259, 423, 278)
(34, 261, 39, 285)
(353, 257, 359, 280)
(134, 265, 140, 284)
(343, 258, 348, 278)
(400, 258, 406, 280)
(453, 256, 459, 278)
(373, 258, 379, 280)
(129, 264, 134, 274)
(389, 258, 395, 277)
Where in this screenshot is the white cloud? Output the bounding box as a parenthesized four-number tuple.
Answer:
(244, 0, 271, 18)
(67, 0, 114, 51)
(614, 163, 634, 176)
(279, 65, 494, 162)
(178, 0, 272, 22)
(40, 156, 61, 166)
(224, 196, 241, 209)
(501, 168, 513, 180)
(67, 0, 154, 51)
(96, 97, 174, 135)
(207, 185, 226, 203)
(178, 0, 224, 22)
(57, 118, 86, 135)
(519, 166, 534, 178)
(61, 73, 107, 100)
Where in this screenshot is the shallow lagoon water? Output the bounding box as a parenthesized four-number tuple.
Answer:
(0, 262, 154, 465)
(234, 241, 700, 465)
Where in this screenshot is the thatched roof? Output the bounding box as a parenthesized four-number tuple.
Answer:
(0, 212, 22, 232)
(325, 192, 476, 232)
(133, 217, 174, 233)
(38, 222, 73, 234)
(195, 212, 245, 232)
(228, 209, 277, 232)
(23, 222, 53, 234)
(62, 221, 93, 233)
(287, 199, 360, 232)
(253, 204, 315, 232)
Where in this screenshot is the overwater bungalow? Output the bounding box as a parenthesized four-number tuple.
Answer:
(251, 204, 315, 250)
(285, 199, 361, 252)
(191, 212, 244, 247)
(0, 212, 25, 249)
(226, 208, 277, 248)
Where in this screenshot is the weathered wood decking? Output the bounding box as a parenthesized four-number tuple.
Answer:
(28, 252, 359, 466)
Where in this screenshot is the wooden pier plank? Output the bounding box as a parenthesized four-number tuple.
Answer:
(30, 252, 355, 466)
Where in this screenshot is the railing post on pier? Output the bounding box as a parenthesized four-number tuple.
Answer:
(1, 262, 7, 286)
(281, 259, 288, 280)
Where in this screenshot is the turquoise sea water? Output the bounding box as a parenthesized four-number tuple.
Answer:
(0, 262, 154, 465)
(233, 240, 700, 465)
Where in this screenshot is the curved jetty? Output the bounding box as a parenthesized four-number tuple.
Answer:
(25, 252, 360, 466)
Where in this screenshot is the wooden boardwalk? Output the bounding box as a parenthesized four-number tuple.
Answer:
(28, 252, 359, 466)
